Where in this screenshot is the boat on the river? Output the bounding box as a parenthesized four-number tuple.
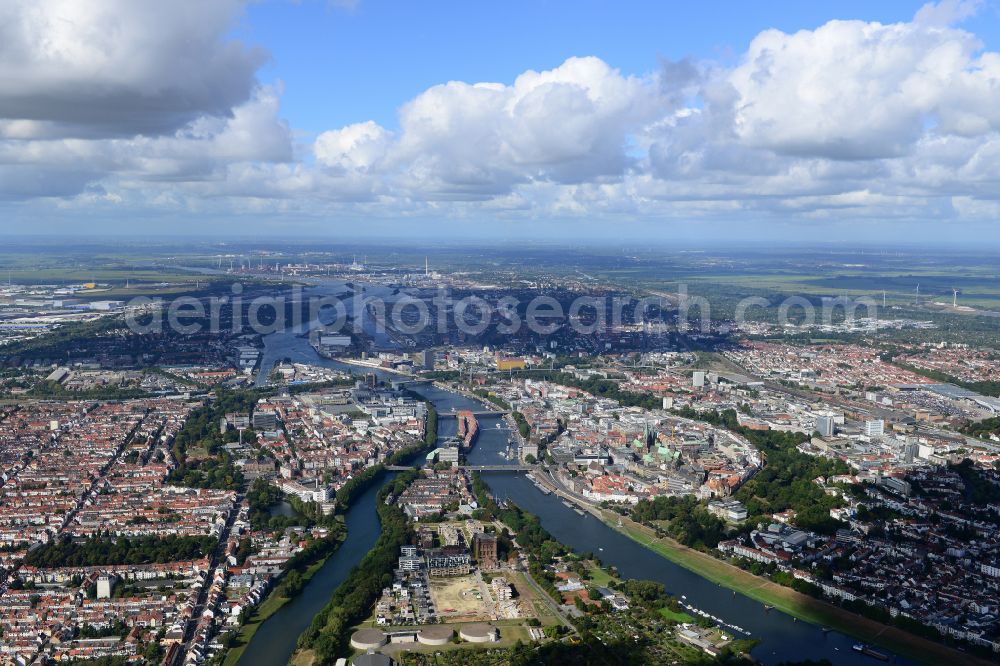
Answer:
(853, 644, 889, 661)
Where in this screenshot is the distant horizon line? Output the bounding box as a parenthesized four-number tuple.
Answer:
(0, 234, 996, 252)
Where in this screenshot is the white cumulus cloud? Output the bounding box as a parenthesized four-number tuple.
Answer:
(0, 0, 266, 139)
(727, 16, 1000, 159)
(3, 0, 1000, 236)
(385, 56, 668, 198)
(314, 121, 392, 171)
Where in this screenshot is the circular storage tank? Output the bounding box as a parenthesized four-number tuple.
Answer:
(417, 625, 454, 646)
(350, 628, 388, 651)
(459, 623, 498, 643)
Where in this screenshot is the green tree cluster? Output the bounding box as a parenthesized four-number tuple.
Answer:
(961, 416, 1000, 439)
(630, 495, 726, 549)
(166, 388, 260, 490)
(25, 534, 217, 567)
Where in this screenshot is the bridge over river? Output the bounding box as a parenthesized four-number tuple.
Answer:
(385, 464, 533, 472)
(437, 410, 510, 418)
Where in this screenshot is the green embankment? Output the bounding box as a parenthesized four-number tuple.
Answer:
(221, 554, 335, 666)
(601, 509, 994, 666)
(658, 606, 695, 623)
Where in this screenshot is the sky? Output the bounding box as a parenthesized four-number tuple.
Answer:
(2, 0, 1000, 244)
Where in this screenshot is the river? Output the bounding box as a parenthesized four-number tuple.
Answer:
(238, 283, 912, 666)
(239, 470, 398, 666)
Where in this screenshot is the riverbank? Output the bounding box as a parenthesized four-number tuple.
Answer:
(242, 335, 934, 665)
(221, 543, 342, 666)
(290, 472, 417, 665)
(561, 488, 992, 666)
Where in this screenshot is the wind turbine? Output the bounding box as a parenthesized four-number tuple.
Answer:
(953, 288, 960, 307)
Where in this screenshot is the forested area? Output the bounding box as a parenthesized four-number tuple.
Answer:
(166, 388, 258, 490)
(246, 477, 284, 528)
(25, 534, 217, 567)
(733, 426, 849, 535)
(629, 495, 727, 548)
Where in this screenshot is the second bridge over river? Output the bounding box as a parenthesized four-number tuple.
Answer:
(385, 464, 533, 472)
(437, 410, 509, 418)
